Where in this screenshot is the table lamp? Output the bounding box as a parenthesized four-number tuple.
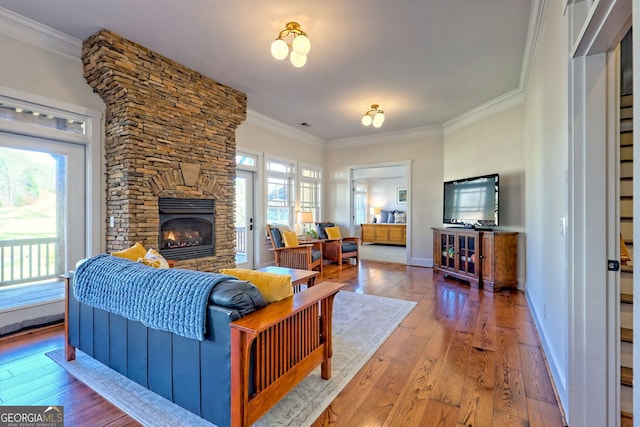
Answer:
(297, 211, 314, 236)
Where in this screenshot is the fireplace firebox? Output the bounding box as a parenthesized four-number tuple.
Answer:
(158, 198, 214, 261)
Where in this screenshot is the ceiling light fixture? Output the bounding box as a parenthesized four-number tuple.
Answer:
(270, 22, 310, 68)
(361, 104, 385, 128)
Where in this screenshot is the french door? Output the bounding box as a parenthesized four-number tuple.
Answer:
(0, 133, 85, 286)
(235, 170, 254, 269)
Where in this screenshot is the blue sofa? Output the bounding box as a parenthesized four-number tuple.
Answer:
(64, 261, 343, 427)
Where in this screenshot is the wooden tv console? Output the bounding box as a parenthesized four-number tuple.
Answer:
(432, 227, 518, 292)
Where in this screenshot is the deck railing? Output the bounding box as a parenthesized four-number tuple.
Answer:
(0, 237, 60, 286)
(236, 226, 247, 254)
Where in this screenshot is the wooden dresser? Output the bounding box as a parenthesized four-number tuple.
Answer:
(361, 223, 406, 245)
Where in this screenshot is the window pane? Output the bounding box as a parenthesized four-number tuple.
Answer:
(0, 147, 63, 285)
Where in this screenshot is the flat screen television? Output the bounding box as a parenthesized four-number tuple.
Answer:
(443, 173, 499, 227)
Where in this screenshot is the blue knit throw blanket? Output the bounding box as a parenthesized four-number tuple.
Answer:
(74, 254, 233, 340)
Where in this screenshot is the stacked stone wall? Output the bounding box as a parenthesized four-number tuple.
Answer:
(83, 29, 246, 271)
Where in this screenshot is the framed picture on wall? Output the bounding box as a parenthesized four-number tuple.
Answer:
(397, 187, 407, 204)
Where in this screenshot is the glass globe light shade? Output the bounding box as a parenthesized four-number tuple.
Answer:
(290, 51, 307, 67)
(292, 35, 311, 55)
(361, 114, 373, 126)
(372, 112, 385, 128)
(271, 39, 289, 60)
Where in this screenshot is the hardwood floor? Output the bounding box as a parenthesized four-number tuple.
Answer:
(0, 261, 565, 426)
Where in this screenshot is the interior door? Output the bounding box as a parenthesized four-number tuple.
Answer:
(235, 170, 254, 269)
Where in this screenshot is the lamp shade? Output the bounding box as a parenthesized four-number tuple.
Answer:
(292, 34, 311, 55)
(297, 211, 314, 223)
(372, 112, 385, 128)
(289, 51, 307, 67)
(362, 114, 373, 126)
(271, 39, 289, 60)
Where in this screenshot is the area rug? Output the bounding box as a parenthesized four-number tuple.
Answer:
(47, 290, 416, 426)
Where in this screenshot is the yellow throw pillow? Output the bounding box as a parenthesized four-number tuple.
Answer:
(282, 230, 299, 247)
(138, 248, 170, 268)
(325, 226, 342, 239)
(112, 242, 147, 261)
(220, 268, 293, 304)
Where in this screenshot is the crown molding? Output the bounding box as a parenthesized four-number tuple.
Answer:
(520, 0, 546, 92)
(443, 89, 526, 133)
(0, 7, 82, 61)
(326, 124, 443, 149)
(245, 109, 326, 148)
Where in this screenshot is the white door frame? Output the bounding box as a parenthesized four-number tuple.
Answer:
(568, 1, 631, 425)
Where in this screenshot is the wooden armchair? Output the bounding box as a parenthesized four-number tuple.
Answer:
(266, 225, 323, 273)
(315, 222, 359, 266)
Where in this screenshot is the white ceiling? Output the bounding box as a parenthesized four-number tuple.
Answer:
(0, 0, 535, 142)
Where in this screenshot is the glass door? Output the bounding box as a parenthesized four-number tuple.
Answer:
(457, 234, 476, 275)
(235, 170, 254, 269)
(0, 133, 85, 288)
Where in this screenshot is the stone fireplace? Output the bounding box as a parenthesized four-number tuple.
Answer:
(82, 29, 247, 272)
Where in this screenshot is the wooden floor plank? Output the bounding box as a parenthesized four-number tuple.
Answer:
(519, 343, 558, 404)
(0, 261, 565, 427)
(494, 365, 528, 421)
(495, 326, 523, 371)
(457, 374, 495, 426)
(527, 397, 565, 427)
(421, 399, 459, 427)
(430, 331, 472, 406)
(472, 297, 497, 351)
(381, 348, 441, 426)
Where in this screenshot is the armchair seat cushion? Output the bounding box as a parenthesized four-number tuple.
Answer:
(341, 242, 358, 253)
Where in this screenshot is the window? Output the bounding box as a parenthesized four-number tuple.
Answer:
(353, 182, 367, 225)
(266, 159, 295, 226)
(299, 165, 321, 223)
(236, 152, 257, 169)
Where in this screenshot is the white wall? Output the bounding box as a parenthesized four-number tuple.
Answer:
(368, 177, 407, 214)
(324, 132, 444, 266)
(522, 2, 569, 411)
(0, 33, 104, 112)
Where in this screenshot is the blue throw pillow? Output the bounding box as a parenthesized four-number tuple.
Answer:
(380, 210, 390, 223)
(387, 211, 396, 223)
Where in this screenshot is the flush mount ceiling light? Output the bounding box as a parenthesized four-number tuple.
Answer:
(270, 22, 311, 67)
(361, 104, 385, 128)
